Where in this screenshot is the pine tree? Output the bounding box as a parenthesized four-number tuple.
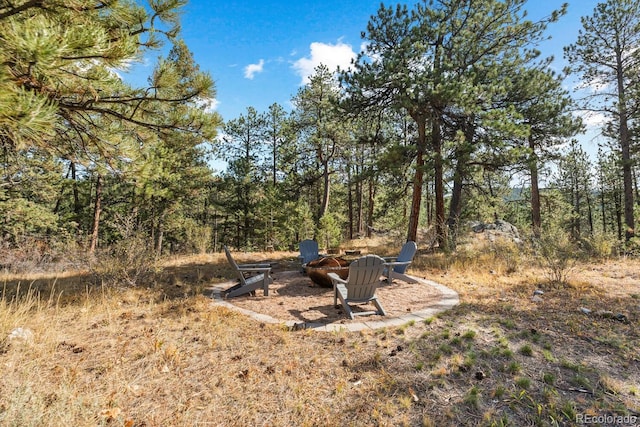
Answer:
(553, 140, 594, 238)
(342, 0, 566, 249)
(1, 3, 221, 252)
(292, 65, 348, 223)
(219, 107, 267, 249)
(510, 67, 582, 237)
(564, 0, 640, 241)
(0, 1, 218, 169)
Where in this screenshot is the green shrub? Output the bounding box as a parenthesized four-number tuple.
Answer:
(91, 214, 158, 286)
(183, 220, 212, 254)
(317, 212, 343, 250)
(533, 227, 577, 285)
(492, 237, 521, 274)
(579, 232, 620, 259)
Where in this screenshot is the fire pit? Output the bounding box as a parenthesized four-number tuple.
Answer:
(305, 257, 349, 288)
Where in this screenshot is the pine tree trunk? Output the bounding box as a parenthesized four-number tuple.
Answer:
(407, 116, 426, 243)
(574, 173, 581, 238)
(155, 211, 165, 254)
(432, 118, 447, 250)
(600, 167, 607, 234)
(633, 167, 639, 203)
(585, 177, 594, 235)
(71, 162, 81, 221)
(615, 49, 635, 241)
(89, 173, 102, 253)
(366, 179, 375, 238)
(487, 175, 499, 221)
(529, 136, 542, 237)
(319, 160, 330, 219)
(356, 167, 364, 237)
(447, 167, 462, 248)
(273, 137, 277, 187)
(447, 122, 474, 248)
(615, 188, 623, 241)
(213, 209, 219, 253)
(156, 229, 164, 255)
(347, 163, 354, 240)
(426, 178, 433, 226)
(621, 135, 634, 240)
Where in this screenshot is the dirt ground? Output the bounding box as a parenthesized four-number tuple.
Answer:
(213, 269, 444, 324)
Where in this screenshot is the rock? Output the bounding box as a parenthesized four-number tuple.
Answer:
(580, 307, 592, 315)
(533, 289, 544, 296)
(589, 310, 629, 323)
(7, 327, 34, 344)
(531, 295, 544, 303)
(494, 220, 520, 238)
(470, 220, 521, 243)
(613, 313, 628, 323)
(470, 221, 485, 233)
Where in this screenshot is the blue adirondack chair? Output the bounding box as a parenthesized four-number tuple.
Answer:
(382, 241, 418, 284)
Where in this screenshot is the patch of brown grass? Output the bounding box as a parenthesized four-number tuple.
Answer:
(0, 237, 638, 426)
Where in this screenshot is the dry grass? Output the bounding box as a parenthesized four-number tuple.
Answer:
(0, 238, 639, 426)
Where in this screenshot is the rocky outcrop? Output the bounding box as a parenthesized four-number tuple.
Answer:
(471, 220, 522, 244)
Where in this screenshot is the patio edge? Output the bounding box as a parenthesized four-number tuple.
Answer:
(208, 274, 459, 332)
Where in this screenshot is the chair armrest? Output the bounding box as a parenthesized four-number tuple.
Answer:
(238, 263, 271, 269)
(327, 272, 346, 285)
(237, 267, 272, 274)
(384, 261, 411, 267)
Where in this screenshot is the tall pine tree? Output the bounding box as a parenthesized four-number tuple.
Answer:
(565, 0, 640, 241)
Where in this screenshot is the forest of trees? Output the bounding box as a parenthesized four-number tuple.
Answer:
(1, 0, 640, 265)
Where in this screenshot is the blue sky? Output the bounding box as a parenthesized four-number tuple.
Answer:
(125, 1, 600, 118)
(124, 0, 605, 163)
(177, 0, 378, 119)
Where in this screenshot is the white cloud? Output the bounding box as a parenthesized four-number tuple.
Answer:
(583, 78, 610, 94)
(244, 59, 265, 80)
(580, 110, 608, 128)
(196, 96, 219, 113)
(570, 72, 612, 94)
(292, 41, 357, 84)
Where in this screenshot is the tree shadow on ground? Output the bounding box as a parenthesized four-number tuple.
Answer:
(287, 305, 339, 323)
(0, 253, 304, 306)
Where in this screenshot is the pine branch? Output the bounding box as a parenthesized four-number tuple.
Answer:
(0, 0, 44, 20)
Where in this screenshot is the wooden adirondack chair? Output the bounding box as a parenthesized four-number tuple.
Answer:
(298, 239, 325, 272)
(223, 246, 273, 298)
(382, 241, 418, 284)
(328, 255, 387, 319)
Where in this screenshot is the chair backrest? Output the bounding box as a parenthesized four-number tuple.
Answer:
(299, 239, 319, 264)
(345, 255, 386, 300)
(394, 241, 417, 273)
(224, 246, 247, 284)
(224, 245, 237, 268)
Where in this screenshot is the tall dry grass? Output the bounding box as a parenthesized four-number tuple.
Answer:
(0, 236, 638, 426)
